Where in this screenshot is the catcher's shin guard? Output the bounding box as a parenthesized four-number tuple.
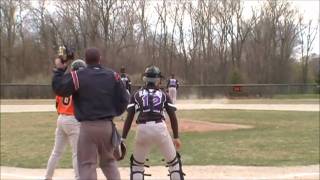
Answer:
(166, 152, 185, 180)
(130, 155, 151, 180)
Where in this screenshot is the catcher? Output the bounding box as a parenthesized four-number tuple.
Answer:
(122, 65, 185, 180)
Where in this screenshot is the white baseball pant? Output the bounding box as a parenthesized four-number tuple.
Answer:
(168, 87, 177, 104)
(132, 121, 181, 180)
(45, 115, 80, 180)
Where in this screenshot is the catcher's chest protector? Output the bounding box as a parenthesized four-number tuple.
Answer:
(134, 89, 169, 123)
(138, 89, 164, 112)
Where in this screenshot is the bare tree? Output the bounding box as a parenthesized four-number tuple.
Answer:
(1, 0, 317, 85)
(298, 18, 318, 84)
(1, 0, 17, 82)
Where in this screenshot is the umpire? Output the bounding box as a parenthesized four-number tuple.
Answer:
(52, 47, 129, 180)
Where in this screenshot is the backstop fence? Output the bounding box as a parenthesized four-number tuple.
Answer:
(1, 83, 319, 99)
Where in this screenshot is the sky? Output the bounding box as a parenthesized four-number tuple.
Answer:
(290, 0, 319, 55)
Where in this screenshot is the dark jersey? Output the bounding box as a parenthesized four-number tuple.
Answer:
(167, 78, 179, 88)
(52, 64, 129, 121)
(120, 73, 131, 93)
(127, 87, 176, 123)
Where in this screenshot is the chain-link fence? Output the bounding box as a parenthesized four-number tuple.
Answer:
(1, 83, 319, 99)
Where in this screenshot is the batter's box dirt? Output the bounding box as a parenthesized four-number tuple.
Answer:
(114, 119, 253, 132)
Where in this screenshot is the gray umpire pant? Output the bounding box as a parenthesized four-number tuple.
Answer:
(77, 120, 120, 180)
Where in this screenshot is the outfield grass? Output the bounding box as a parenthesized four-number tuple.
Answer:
(179, 98, 319, 104)
(177, 110, 319, 166)
(0, 99, 55, 105)
(272, 93, 319, 99)
(1, 110, 319, 168)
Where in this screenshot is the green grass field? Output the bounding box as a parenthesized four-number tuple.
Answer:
(0, 99, 55, 105)
(1, 110, 319, 168)
(272, 93, 319, 99)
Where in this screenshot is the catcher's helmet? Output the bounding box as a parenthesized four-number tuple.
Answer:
(71, 59, 86, 71)
(143, 65, 163, 83)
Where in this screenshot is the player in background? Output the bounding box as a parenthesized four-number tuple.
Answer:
(119, 66, 132, 120)
(120, 66, 132, 94)
(167, 74, 179, 104)
(45, 59, 87, 180)
(122, 66, 185, 180)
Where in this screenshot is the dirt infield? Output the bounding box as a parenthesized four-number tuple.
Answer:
(1, 103, 319, 113)
(1, 165, 319, 180)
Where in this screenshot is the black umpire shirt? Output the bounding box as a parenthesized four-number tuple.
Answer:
(52, 64, 129, 121)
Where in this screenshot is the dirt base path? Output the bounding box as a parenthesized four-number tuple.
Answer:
(1, 103, 318, 113)
(1, 165, 319, 180)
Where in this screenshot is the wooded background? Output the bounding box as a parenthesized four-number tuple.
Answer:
(1, 0, 319, 84)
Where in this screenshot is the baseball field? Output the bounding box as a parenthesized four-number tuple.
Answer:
(1, 97, 319, 179)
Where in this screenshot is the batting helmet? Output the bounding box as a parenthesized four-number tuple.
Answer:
(71, 59, 86, 71)
(143, 65, 163, 83)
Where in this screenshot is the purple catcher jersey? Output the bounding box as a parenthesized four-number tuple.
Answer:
(127, 88, 176, 122)
(167, 78, 179, 88)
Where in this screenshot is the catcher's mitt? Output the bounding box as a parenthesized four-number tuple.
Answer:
(113, 141, 127, 161)
(111, 122, 127, 161)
